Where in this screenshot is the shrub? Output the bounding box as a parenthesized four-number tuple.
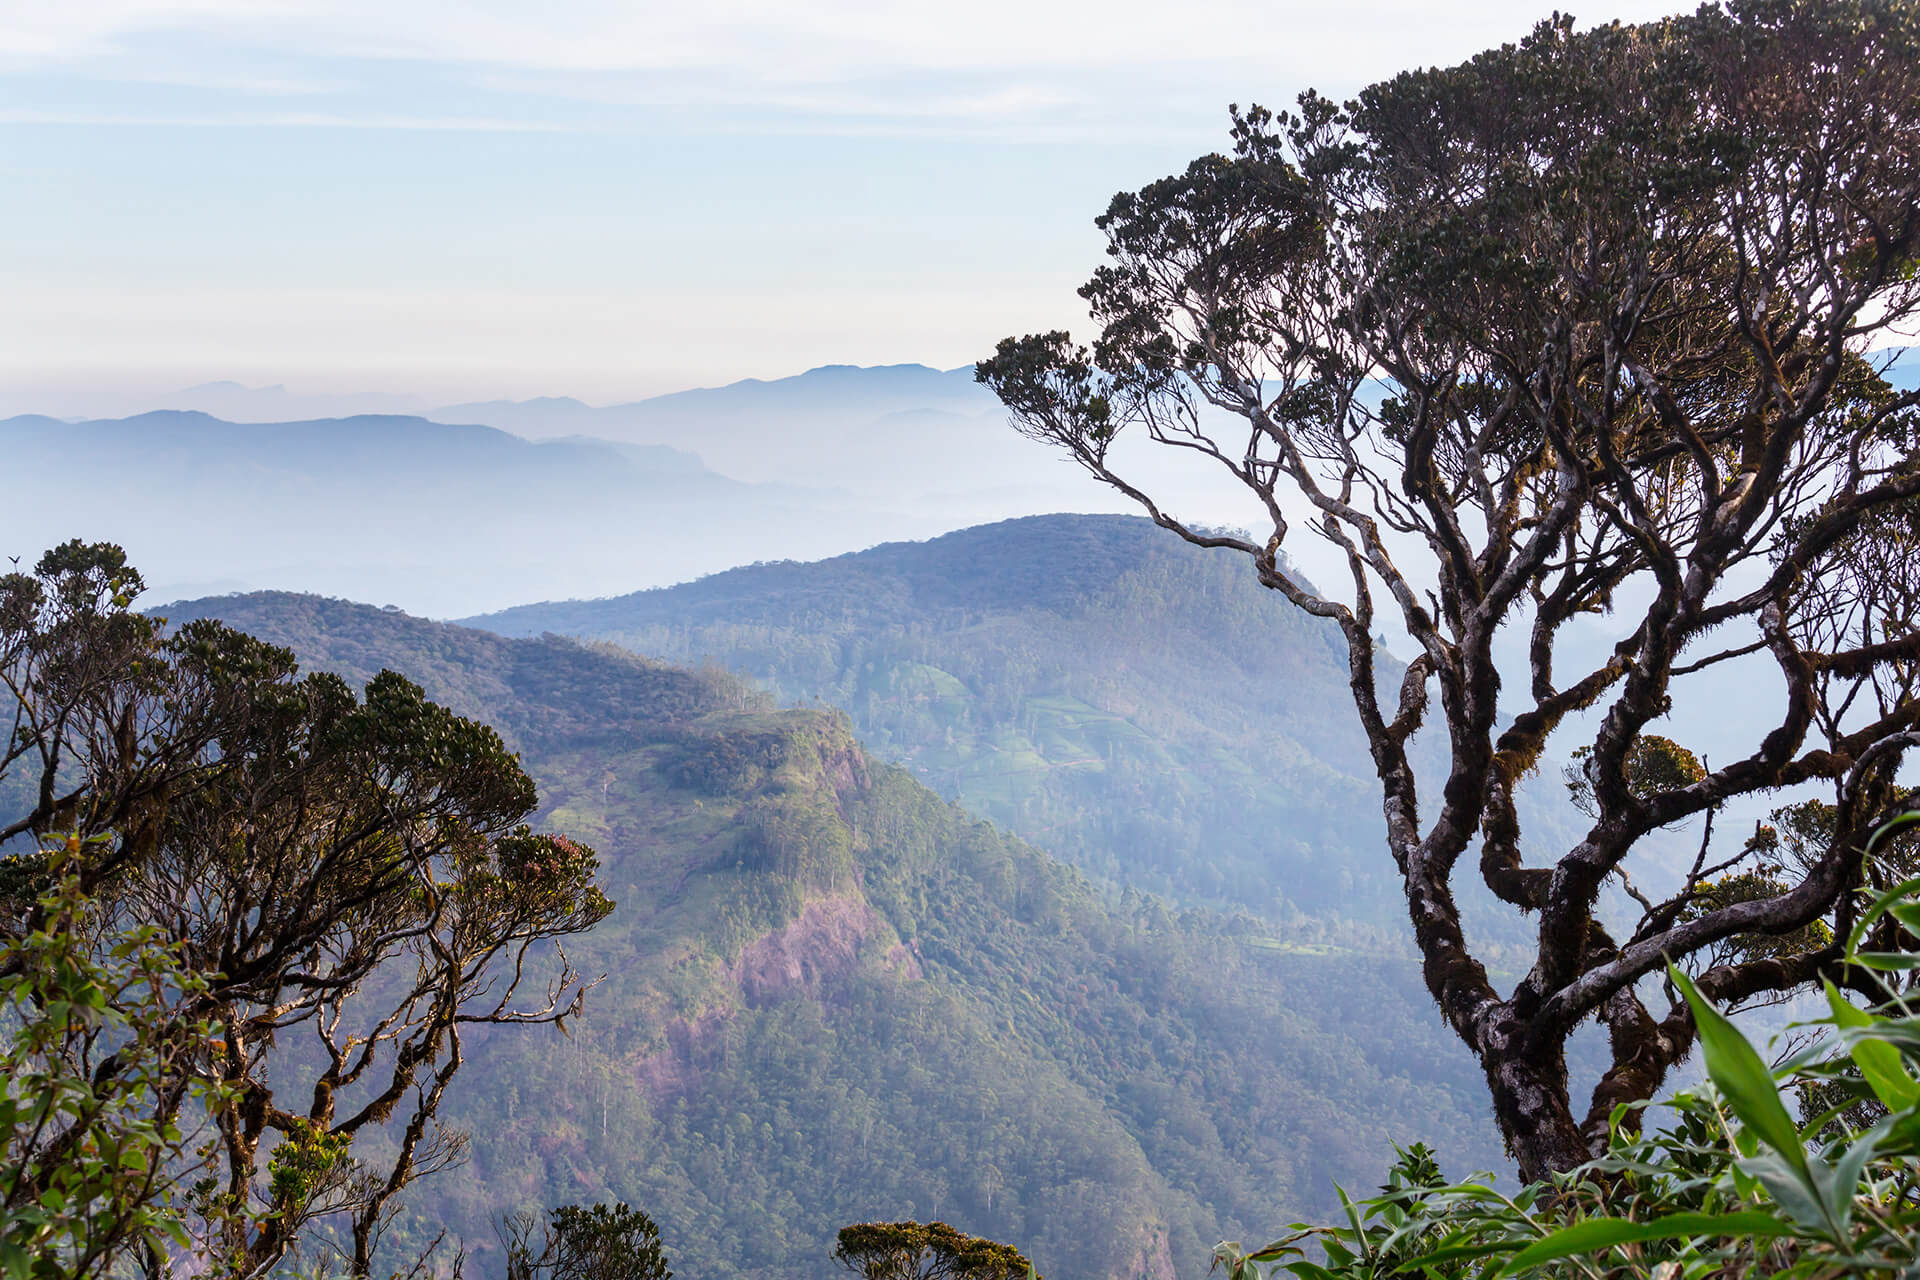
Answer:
(1216, 815, 1920, 1280)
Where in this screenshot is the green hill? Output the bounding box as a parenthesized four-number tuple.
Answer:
(160, 592, 1506, 1280)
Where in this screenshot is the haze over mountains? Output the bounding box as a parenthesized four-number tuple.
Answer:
(1, 408, 869, 615)
(21, 347, 1915, 619)
(3, 363, 1278, 616)
(2, 365, 1208, 615)
(1, 354, 1804, 1275)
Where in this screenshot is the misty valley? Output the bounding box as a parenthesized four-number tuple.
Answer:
(11, 5, 1920, 1280)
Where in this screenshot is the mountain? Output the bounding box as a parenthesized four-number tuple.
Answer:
(158, 590, 1508, 1280)
(0, 410, 964, 616)
(433, 364, 994, 445)
(427, 364, 1113, 513)
(465, 514, 1589, 935)
(158, 381, 429, 421)
(2, 365, 1263, 617)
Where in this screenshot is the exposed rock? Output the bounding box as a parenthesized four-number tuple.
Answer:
(629, 1008, 729, 1102)
(730, 894, 877, 1004)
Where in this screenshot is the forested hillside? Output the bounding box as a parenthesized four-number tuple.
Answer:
(468, 515, 1583, 934)
(161, 591, 1507, 1280)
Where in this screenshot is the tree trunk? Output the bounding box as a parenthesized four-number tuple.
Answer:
(1479, 1015, 1591, 1183)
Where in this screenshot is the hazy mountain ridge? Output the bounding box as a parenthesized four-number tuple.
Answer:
(2, 410, 721, 488)
(429, 363, 1068, 503)
(433, 363, 993, 438)
(2, 363, 1153, 616)
(466, 514, 1588, 932)
(156, 590, 1505, 1280)
(0, 407, 952, 616)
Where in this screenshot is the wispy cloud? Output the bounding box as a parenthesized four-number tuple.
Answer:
(0, 0, 1704, 396)
(3, 1, 1696, 126)
(0, 107, 576, 131)
(2, 1, 1689, 75)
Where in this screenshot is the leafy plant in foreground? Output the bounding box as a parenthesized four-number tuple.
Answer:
(1215, 815, 1920, 1279)
(0, 837, 217, 1280)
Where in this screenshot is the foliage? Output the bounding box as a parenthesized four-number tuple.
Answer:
(0, 838, 212, 1280)
(834, 1220, 1037, 1280)
(1214, 815, 1920, 1280)
(503, 1202, 672, 1280)
(979, 0, 1920, 1179)
(0, 543, 613, 1278)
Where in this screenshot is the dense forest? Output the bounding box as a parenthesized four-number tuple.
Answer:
(159, 591, 1509, 1279)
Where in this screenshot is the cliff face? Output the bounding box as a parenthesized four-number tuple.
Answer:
(1131, 1224, 1178, 1280)
(731, 895, 883, 1005)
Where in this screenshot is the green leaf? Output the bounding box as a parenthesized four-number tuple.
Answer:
(1496, 1211, 1793, 1274)
(1393, 1239, 1520, 1271)
(1670, 966, 1808, 1177)
(1848, 951, 1920, 972)
(1845, 871, 1920, 956)
(1812, 1115, 1892, 1237)
(1738, 1152, 1833, 1235)
(1243, 1239, 1308, 1263)
(1280, 1264, 1344, 1280)
(1825, 979, 1920, 1111)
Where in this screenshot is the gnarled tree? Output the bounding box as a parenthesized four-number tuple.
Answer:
(0, 542, 612, 1276)
(978, 0, 1920, 1180)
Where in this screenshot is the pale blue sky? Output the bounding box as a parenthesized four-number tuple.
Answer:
(3, 1, 1690, 410)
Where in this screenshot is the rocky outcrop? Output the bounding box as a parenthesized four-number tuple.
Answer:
(631, 891, 915, 1102)
(629, 1008, 729, 1101)
(730, 894, 877, 1004)
(1128, 1224, 1177, 1280)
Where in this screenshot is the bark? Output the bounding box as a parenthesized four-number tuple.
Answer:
(1479, 1018, 1589, 1183)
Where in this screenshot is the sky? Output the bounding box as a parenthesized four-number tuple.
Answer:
(2, 0, 1694, 411)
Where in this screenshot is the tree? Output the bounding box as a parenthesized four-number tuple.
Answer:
(0, 541, 613, 1276)
(833, 1221, 1037, 1280)
(978, 0, 1920, 1180)
(501, 1202, 672, 1280)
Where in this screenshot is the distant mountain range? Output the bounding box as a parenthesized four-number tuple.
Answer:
(427, 364, 1078, 507)
(1, 408, 910, 615)
(1, 365, 1182, 616)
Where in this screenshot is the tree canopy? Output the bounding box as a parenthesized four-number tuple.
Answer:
(834, 1220, 1037, 1280)
(0, 542, 611, 1277)
(979, 0, 1920, 1179)
(504, 1201, 673, 1280)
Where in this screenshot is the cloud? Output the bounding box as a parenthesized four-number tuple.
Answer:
(4, 1, 1694, 94)
(0, 107, 574, 130)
